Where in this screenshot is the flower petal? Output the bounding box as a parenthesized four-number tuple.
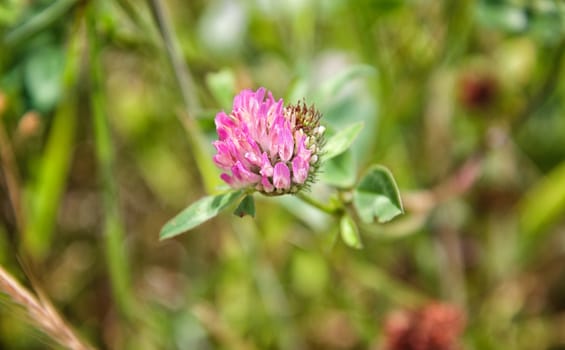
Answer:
(220, 173, 238, 187)
(215, 112, 237, 140)
(261, 176, 274, 193)
(259, 152, 274, 177)
(278, 122, 294, 162)
(292, 156, 310, 184)
(232, 161, 261, 185)
(296, 137, 312, 160)
(273, 162, 291, 190)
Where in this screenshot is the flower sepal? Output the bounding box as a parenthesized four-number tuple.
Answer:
(233, 194, 256, 218)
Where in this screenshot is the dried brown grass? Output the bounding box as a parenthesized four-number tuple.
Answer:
(0, 265, 95, 350)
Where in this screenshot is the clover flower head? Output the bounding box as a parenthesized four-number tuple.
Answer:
(213, 88, 324, 195)
(384, 302, 466, 350)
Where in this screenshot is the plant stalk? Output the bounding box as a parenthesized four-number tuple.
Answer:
(145, 0, 221, 194)
(87, 10, 134, 318)
(296, 192, 340, 215)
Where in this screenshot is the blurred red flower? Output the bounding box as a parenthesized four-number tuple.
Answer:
(384, 302, 466, 350)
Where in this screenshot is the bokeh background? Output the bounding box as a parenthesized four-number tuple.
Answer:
(1, 0, 565, 349)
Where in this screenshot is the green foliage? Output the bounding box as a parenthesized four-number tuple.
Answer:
(23, 45, 63, 113)
(323, 122, 364, 160)
(4, 0, 79, 45)
(340, 213, 362, 249)
(353, 165, 404, 224)
(520, 160, 565, 251)
(160, 190, 243, 240)
(23, 27, 82, 257)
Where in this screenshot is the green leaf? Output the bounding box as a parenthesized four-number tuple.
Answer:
(160, 190, 243, 240)
(519, 160, 565, 240)
(323, 122, 364, 160)
(340, 214, 363, 249)
(24, 97, 76, 257)
(233, 195, 255, 218)
(4, 0, 79, 45)
(475, 2, 528, 34)
(320, 149, 356, 188)
(24, 45, 64, 112)
(353, 165, 403, 224)
(23, 29, 83, 258)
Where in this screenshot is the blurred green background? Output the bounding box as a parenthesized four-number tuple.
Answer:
(0, 0, 564, 349)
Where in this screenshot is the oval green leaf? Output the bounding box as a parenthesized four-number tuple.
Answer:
(160, 190, 243, 240)
(353, 165, 403, 224)
(340, 214, 363, 249)
(323, 122, 364, 160)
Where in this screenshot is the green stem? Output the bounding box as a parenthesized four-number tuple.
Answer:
(145, 0, 221, 194)
(23, 16, 82, 258)
(87, 10, 134, 318)
(5, 0, 79, 46)
(145, 0, 200, 113)
(295, 192, 340, 215)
